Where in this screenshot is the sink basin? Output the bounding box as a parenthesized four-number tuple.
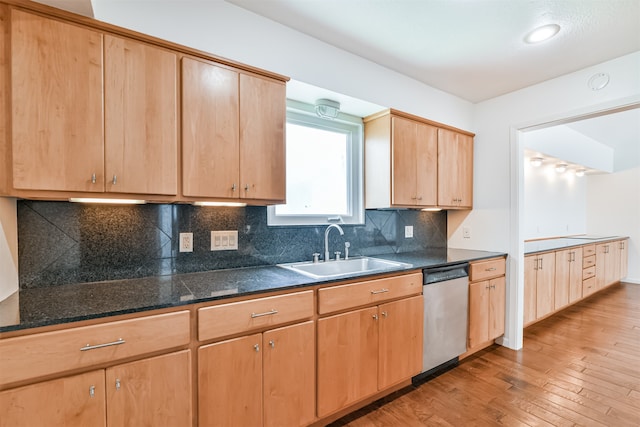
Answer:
(278, 257, 412, 279)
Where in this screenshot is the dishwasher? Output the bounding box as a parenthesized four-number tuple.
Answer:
(413, 262, 469, 383)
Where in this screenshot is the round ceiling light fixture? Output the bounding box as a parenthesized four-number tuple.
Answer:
(524, 24, 561, 44)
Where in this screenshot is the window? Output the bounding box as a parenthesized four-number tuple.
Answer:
(267, 100, 364, 226)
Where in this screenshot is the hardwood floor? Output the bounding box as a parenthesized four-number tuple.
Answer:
(328, 282, 640, 426)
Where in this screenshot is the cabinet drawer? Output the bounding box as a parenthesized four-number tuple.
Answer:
(583, 255, 596, 268)
(583, 265, 596, 280)
(469, 258, 506, 282)
(318, 272, 422, 315)
(198, 290, 313, 341)
(0, 310, 190, 387)
(582, 277, 596, 296)
(583, 245, 596, 257)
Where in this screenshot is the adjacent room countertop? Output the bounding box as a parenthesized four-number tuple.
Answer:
(0, 248, 505, 333)
(524, 235, 627, 255)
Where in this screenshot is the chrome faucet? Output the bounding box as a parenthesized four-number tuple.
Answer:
(324, 224, 344, 261)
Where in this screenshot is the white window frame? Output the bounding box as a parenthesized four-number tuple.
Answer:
(267, 100, 364, 226)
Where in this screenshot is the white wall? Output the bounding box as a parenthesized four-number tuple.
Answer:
(523, 162, 587, 240)
(0, 198, 18, 301)
(587, 167, 640, 283)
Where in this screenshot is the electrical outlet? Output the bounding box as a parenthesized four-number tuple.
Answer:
(463, 227, 471, 239)
(179, 232, 193, 252)
(211, 231, 238, 251)
(405, 226, 413, 238)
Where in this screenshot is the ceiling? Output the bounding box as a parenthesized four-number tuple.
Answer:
(34, 0, 640, 169)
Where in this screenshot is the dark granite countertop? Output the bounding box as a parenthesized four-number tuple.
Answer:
(0, 247, 506, 333)
(524, 235, 627, 255)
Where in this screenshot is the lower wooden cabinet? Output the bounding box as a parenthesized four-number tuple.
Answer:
(0, 350, 191, 427)
(524, 252, 555, 325)
(555, 248, 583, 309)
(317, 295, 423, 417)
(468, 276, 505, 350)
(198, 321, 315, 427)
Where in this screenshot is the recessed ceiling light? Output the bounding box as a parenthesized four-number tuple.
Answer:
(530, 157, 544, 167)
(524, 24, 561, 44)
(555, 163, 568, 173)
(575, 169, 586, 177)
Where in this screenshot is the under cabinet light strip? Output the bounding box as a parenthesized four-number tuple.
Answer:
(69, 198, 146, 205)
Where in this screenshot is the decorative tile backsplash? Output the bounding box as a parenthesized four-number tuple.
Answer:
(17, 201, 446, 288)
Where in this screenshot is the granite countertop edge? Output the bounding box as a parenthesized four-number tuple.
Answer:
(0, 248, 507, 334)
(524, 235, 628, 255)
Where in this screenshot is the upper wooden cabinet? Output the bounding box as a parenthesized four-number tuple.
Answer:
(181, 58, 286, 203)
(364, 109, 474, 210)
(11, 9, 104, 192)
(437, 128, 473, 208)
(104, 35, 178, 196)
(10, 10, 178, 196)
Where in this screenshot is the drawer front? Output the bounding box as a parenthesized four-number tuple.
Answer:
(582, 277, 596, 296)
(583, 255, 596, 268)
(469, 257, 506, 282)
(198, 290, 313, 341)
(583, 265, 596, 280)
(583, 245, 596, 257)
(0, 310, 190, 387)
(318, 272, 422, 315)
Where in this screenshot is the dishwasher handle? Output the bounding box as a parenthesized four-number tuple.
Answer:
(423, 263, 469, 285)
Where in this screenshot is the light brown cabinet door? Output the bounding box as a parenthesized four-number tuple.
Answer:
(437, 128, 473, 208)
(263, 321, 315, 427)
(106, 350, 191, 427)
(595, 243, 612, 289)
(378, 295, 423, 389)
(104, 35, 178, 195)
(199, 334, 263, 427)
(523, 255, 538, 325)
(317, 306, 378, 417)
(619, 239, 629, 279)
(11, 9, 104, 192)
(0, 370, 106, 427)
(182, 57, 240, 198)
(610, 241, 621, 284)
(468, 280, 490, 348)
(536, 252, 556, 319)
(391, 117, 437, 206)
(554, 249, 571, 310)
(488, 276, 506, 340)
(568, 248, 583, 303)
(239, 73, 286, 201)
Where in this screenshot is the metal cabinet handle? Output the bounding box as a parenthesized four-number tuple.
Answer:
(381, 311, 388, 318)
(112, 175, 117, 185)
(245, 184, 250, 191)
(254, 344, 260, 352)
(115, 379, 121, 391)
(269, 340, 275, 348)
(89, 385, 96, 398)
(232, 183, 237, 191)
(539, 258, 543, 270)
(370, 288, 389, 295)
(91, 173, 97, 184)
(251, 309, 278, 318)
(485, 267, 496, 271)
(80, 338, 125, 351)
(372, 314, 378, 320)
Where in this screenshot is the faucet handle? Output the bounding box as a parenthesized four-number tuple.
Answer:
(334, 251, 342, 261)
(312, 253, 320, 263)
(344, 242, 350, 260)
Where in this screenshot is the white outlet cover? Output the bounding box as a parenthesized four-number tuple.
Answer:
(404, 226, 413, 238)
(179, 232, 193, 252)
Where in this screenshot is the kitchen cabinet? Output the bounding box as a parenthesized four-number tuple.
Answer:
(364, 109, 473, 209)
(182, 59, 286, 202)
(595, 242, 617, 289)
(0, 370, 106, 427)
(554, 247, 583, 309)
(0, 4, 9, 194)
(618, 239, 629, 279)
(524, 252, 555, 325)
(10, 10, 178, 196)
(437, 128, 473, 208)
(316, 273, 423, 417)
(197, 291, 315, 427)
(467, 257, 506, 352)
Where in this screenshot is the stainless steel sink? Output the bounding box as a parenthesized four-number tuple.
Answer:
(278, 256, 412, 279)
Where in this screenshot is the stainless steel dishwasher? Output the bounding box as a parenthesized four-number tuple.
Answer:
(413, 262, 469, 383)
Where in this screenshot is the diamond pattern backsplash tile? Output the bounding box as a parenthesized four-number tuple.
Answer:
(17, 201, 446, 288)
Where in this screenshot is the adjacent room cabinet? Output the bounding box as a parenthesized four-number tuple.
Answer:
(364, 109, 474, 209)
(554, 248, 583, 309)
(10, 10, 178, 195)
(467, 257, 506, 353)
(524, 252, 556, 325)
(316, 273, 423, 418)
(182, 57, 286, 202)
(197, 290, 315, 427)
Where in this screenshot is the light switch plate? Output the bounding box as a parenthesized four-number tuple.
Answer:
(211, 231, 238, 251)
(404, 226, 413, 238)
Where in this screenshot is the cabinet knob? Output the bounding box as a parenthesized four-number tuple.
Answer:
(269, 340, 275, 348)
(254, 344, 260, 352)
(115, 379, 121, 391)
(89, 385, 96, 398)
(372, 314, 378, 320)
(381, 311, 388, 318)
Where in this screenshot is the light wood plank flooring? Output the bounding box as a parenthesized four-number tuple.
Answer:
(329, 282, 640, 426)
